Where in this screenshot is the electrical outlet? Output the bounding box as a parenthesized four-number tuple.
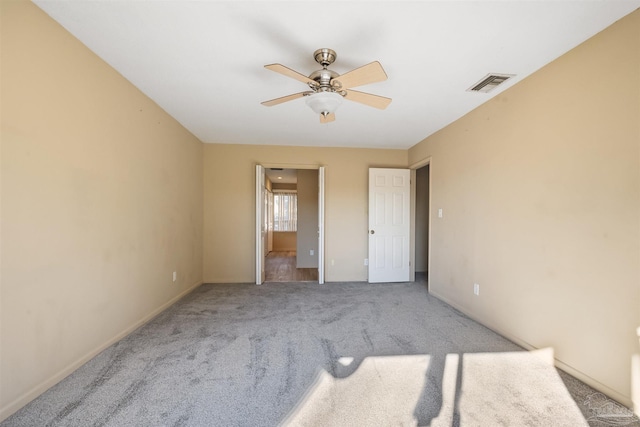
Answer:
(473, 283, 480, 295)
(438, 208, 443, 218)
(364, 258, 369, 266)
(310, 249, 314, 256)
(173, 271, 177, 282)
(331, 259, 335, 266)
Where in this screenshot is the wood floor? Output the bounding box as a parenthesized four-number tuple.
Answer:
(265, 251, 318, 282)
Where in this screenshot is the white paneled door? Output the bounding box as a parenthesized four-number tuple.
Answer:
(368, 168, 410, 283)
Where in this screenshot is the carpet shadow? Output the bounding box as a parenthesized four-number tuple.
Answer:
(284, 348, 587, 427)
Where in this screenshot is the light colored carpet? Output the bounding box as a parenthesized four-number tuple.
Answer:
(2, 281, 594, 426)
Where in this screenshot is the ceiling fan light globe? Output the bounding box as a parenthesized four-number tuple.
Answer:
(305, 92, 343, 116)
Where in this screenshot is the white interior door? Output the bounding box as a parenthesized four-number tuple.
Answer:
(318, 166, 325, 284)
(256, 165, 266, 285)
(267, 190, 273, 253)
(368, 168, 410, 283)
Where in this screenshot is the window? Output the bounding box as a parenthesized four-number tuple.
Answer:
(273, 192, 297, 231)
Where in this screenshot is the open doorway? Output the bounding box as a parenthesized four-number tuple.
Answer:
(415, 164, 430, 285)
(264, 168, 319, 282)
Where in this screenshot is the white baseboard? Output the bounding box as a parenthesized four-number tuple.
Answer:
(429, 289, 634, 409)
(0, 280, 203, 423)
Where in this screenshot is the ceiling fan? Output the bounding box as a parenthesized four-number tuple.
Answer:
(261, 48, 391, 123)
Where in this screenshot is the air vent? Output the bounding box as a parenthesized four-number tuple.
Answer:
(467, 73, 515, 93)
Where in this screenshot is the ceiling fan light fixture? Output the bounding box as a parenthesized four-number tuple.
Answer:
(305, 91, 343, 116)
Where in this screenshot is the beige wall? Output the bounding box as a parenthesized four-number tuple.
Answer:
(272, 183, 296, 191)
(273, 232, 296, 252)
(409, 10, 640, 405)
(203, 144, 407, 282)
(0, 1, 203, 420)
(296, 169, 319, 268)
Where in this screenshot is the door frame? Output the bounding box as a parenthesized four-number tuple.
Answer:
(256, 163, 325, 284)
(318, 166, 325, 284)
(256, 165, 266, 284)
(409, 157, 432, 290)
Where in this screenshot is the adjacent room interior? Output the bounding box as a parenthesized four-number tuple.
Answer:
(263, 168, 319, 282)
(1, 1, 639, 424)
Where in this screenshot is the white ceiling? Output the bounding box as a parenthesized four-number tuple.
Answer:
(265, 168, 298, 185)
(34, 1, 640, 150)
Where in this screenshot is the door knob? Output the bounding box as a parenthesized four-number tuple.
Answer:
(370, 230, 375, 234)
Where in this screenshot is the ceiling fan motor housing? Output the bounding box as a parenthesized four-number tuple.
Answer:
(309, 69, 340, 90)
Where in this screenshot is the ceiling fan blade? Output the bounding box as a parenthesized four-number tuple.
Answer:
(261, 92, 309, 107)
(343, 89, 392, 110)
(331, 61, 387, 89)
(264, 64, 316, 85)
(320, 113, 336, 124)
